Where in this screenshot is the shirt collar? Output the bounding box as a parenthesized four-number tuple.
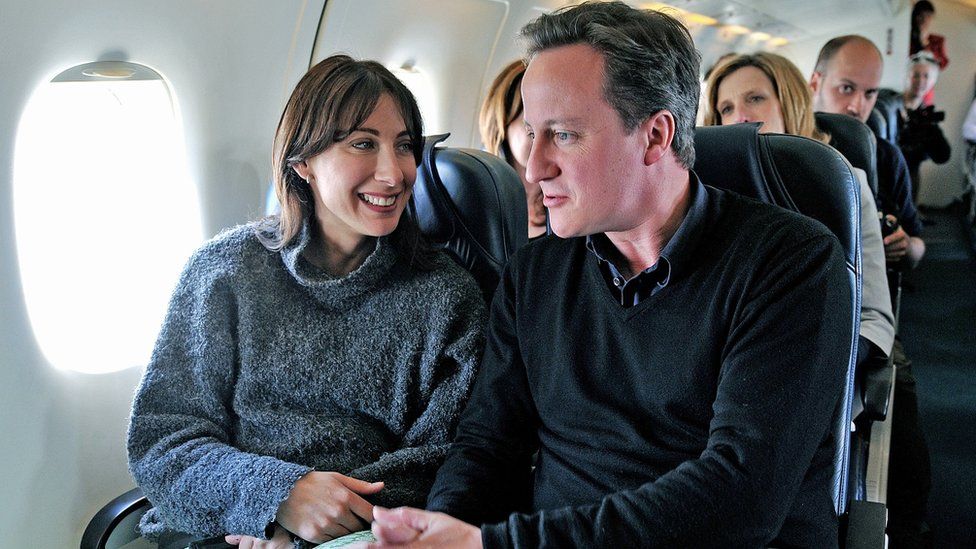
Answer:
(584, 171, 709, 288)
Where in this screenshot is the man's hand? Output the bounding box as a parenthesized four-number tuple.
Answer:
(361, 506, 482, 549)
(225, 523, 292, 548)
(276, 471, 384, 543)
(883, 219, 910, 262)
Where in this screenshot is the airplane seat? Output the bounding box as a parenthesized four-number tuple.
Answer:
(81, 134, 528, 549)
(815, 111, 897, 511)
(872, 89, 902, 145)
(693, 123, 885, 547)
(866, 110, 888, 149)
(411, 133, 528, 301)
(816, 112, 880, 199)
(80, 487, 150, 549)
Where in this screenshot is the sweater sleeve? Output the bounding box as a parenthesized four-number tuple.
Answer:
(127, 244, 310, 540)
(348, 276, 487, 509)
(426, 258, 540, 524)
(468, 234, 851, 548)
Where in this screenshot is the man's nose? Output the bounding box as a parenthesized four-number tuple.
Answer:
(847, 95, 863, 117)
(525, 138, 557, 184)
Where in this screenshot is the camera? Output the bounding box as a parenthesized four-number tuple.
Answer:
(907, 105, 945, 125)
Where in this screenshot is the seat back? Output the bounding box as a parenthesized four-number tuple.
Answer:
(816, 112, 879, 199)
(693, 123, 861, 516)
(410, 133, 528, 301)
(866, 110, 888, 148)
(872, 89, 902, 144)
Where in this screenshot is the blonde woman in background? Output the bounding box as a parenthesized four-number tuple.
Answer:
(480, 60, 548, 239)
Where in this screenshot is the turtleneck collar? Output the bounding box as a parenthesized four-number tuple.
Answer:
(280, 217, 398, 308)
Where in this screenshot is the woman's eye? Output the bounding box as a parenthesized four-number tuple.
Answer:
(351, 140, 374, 150)
(719, 105, 733, 116)
(748, 94, 765, 103)
(396, 142, 414, 154)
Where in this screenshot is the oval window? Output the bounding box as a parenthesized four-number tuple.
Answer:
(14, 61, 202, 374)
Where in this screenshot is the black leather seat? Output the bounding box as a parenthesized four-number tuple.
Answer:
(816, 112, 880, 199)
(693, 124, 884, 546)
(80, 136, 528, 549)
(411, 133, 528, 301)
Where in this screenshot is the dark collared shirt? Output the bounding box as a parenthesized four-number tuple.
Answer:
(585, 174, 708, 307)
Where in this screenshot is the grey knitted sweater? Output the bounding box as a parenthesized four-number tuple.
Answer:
(127, 220, 486, 541)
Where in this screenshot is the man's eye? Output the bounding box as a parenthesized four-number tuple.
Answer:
(840, 85, 854, 95)
(554, 131, 576, 144)
(527, 131, 535, 140)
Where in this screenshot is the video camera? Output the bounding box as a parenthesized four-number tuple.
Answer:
(906, 104, 945, 125)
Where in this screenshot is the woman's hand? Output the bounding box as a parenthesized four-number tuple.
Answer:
(225, 523, 292, 548)
(276, 471, 384, 543)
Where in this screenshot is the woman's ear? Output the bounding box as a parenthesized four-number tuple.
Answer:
(291, 160, 311, 181)
(643, 110, 676, 166)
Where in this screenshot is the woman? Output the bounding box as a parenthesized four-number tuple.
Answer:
(127, 55, 486, 549)
(704, 50, 895, 373)
(910, 0, 947, 106)
(479, 59, 547, 239)
(703, 52, 828, 143)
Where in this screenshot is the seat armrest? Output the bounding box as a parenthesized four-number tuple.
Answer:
(841, 500, 888, 549)
(81, 487, 149, 549)
(858, 349, 894, 422)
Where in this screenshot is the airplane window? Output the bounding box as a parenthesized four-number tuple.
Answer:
(13, 61, 202, 375)
(392, 64, 442, 134)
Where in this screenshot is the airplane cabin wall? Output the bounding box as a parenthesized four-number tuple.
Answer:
(916, 0, 976, 207)
(0, 1, 323, 546)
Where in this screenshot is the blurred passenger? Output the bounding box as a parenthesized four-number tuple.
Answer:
(811, 35, 933, 549)
(965, 97, 976, 191)
(897, 52, 951, 200)
(704, 51, 895, 365)
(910, 0, 948, 107)
(127, 54, 486, 548)
(480, 60, 548, 239)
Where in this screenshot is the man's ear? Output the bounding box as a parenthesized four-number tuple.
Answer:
(291, 160, 311, 181)
(643, 110, 675, 166)
(810, 71, 823, 94)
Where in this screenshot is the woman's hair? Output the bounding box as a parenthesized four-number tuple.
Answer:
(259, 54, 434, 267)
(479, 60, 526, 161)
(703, 52, 829, 144)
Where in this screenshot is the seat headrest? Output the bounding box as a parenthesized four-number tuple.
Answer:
(872, 89, 902, 143)
(411, 134, 528, 301)
(693, 123, 859, 271)
(815, 112, 879, 199)
(866, 109, 888, 144)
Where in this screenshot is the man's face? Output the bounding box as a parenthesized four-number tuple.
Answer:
(521, 44, 651, 238)
(810, 40, 883, 123)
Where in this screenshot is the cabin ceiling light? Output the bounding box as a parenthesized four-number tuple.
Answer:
(750, 31, 771, 41)
(723, 24, 751, 35)
(769, 37, 789, 47)
(53, 61, 162, 82)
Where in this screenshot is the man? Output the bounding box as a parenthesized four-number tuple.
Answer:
(365, 3, 851, 547)
(811, 35, 932, 548)
(810, 35, 926, 268)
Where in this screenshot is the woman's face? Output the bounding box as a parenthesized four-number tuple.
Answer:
(294, 94, 417, 248)
(505, 111, 548, 234)
(907, 62, 938, 98)
(505, 111, 531, 169)
(715, 66, 786, 134)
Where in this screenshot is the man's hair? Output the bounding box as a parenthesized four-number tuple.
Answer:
(519, 1, 700, 169)
(813, 35, 881, 75)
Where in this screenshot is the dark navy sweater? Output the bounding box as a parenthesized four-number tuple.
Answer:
(428, 183, 852, 548)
